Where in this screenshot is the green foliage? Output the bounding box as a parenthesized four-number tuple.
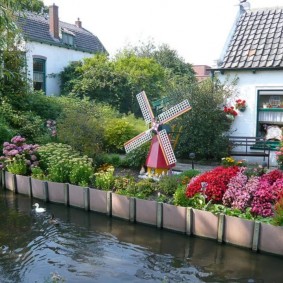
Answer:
(37, 143, 95, 185)
(272, 197, 283, 226)
(185, 193, 207, 210)
(69, 157, 94, 187)
(59, 52, 167, 115)
(0, 101, 47, 143)
(0, 119, 15, 151)
(95, 153, 122, 168)
(103, 114, 146, 152)
(5, 155, 27, 175)
(157, 175, 181, 196)
(116, 178, 157, 199)
(31, 166, 45, 180)
(175, 77, 237, 160)
(94, 165, 115, 190)
(173, 185, 192, 207)
(56, 97, 104, 157)
(123, 142, 150, 169)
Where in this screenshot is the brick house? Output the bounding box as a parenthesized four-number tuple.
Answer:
(212, 1, 283, 165)
(192, 65, 211, 81)
(17, 4, 107, 96)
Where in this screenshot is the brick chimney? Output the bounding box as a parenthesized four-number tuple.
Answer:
(49, 3, 59, 39)
(75, 18, 82, 28)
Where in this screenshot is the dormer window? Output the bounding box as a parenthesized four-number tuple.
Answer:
(61, 28, 75, 46)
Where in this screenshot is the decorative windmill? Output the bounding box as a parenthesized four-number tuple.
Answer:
(124, 91, 191, 176)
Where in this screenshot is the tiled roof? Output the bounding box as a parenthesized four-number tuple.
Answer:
(17, 12, 107, 54)
(220, 8, 283, 69)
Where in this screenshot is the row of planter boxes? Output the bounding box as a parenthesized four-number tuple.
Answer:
(1, 170, 283, 257)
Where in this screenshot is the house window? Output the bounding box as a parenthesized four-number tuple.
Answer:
(33, 58, 46, 92)
(62, 32, 74, 46)
(257, 90, 283, 147)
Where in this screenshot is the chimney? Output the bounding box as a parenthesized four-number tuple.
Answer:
(239, 0, 250, 13)
(75, 18, 82, 28)
(49, 3, 59, 39)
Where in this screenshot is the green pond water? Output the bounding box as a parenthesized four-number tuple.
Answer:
(0, 189, 282, 283)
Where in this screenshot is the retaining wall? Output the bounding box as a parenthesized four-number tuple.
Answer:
(1, 170, 283, 257)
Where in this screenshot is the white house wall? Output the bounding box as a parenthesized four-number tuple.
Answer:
(25, 41, 94, 96)
(218, 70, 283, 166)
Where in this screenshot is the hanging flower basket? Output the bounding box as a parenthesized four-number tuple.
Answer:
(224, 106, 237, 121)
(235, 99, 247, 112)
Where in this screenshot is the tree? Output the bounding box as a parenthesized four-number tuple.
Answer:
(175, 77, 238, 160)
(60, 52, 167, 116)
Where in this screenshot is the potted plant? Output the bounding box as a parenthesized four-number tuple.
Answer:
(224, 106, 238, 121)
(235, 99, 247, 112)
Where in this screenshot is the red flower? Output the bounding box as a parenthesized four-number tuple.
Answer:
(186, 166, 239, 202)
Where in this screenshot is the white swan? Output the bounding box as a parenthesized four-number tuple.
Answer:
(33, 203, 46, 213)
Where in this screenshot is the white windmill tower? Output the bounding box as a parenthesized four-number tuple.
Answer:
(124, 91, 191, 176)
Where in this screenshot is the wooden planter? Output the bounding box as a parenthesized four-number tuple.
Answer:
(89, 188, 108, 214)
(47, 181, 66, 204)
(69, 184, 89, 210)
(163, 203, 187, 233)
(224, 215, 254, 248)
(5, 171, 15, 192)
(16, 175, 31, 196)
(259, 223, 283, 256)
(136, 198, 158, 226)
(31, 178, 48, 201)
(192, 209, 218, 239)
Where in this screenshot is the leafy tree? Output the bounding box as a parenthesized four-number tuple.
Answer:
(60, 52, 166, 115)
(175, 77, 237, 160)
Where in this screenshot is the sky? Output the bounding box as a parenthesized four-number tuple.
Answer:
(43, 0, 283, 66)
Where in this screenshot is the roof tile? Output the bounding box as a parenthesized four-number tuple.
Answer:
(17, 12, 107, 54)
(221, 7, 283, 69)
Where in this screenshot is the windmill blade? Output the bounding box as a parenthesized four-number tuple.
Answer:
(136, 91, 155, 124)
(124, 130, 152, 153)
(158, 99, 191, 124)
(157, 129, 177, 165)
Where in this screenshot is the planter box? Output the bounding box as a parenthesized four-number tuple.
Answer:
(112, 193, 130, 220)
(69, 184, 85, 209)
(31, 178, 47, 200)
(224, 215, 254, 248)
(192, 209, 218, 239)
(163, 203, 186, 233)
(259, 223, 283, 256)
(16, 175, 31, 196)
(89, 188, 108, 214)
(5, 171, 15, 191)
(47, 181, 66, 204)
(136, 199, 157, 226)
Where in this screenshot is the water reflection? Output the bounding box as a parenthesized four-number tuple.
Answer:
(0, 190, 282, 283)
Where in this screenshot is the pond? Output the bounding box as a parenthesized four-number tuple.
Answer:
(0, 190, 282, 283)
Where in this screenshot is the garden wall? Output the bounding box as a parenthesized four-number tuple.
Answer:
(1, 170, 283, 257)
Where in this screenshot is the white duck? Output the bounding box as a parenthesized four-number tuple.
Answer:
(33, 203, 46, 213)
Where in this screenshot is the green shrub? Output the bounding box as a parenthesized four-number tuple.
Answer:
(173, 185, 191, 207)
(6, 155, 27, 175)
(31, 167, 46, 180)
(123, 142, 150, 169)
(157, 174, 181, 196)
(38, 143, 95, 185)
(95, 153, 122, 168)
(94, 165, 115, 190)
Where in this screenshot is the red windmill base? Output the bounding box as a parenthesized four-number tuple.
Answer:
(145, 135, 175, 176)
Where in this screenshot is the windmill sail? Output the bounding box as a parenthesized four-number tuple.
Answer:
(157, 129, 177, 165)
(158, 99, 191, 124)
(137, 91, 155, 124)
(124, 130, 152, 153)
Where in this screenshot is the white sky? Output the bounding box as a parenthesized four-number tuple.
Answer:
(43, 0, 283, 66)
